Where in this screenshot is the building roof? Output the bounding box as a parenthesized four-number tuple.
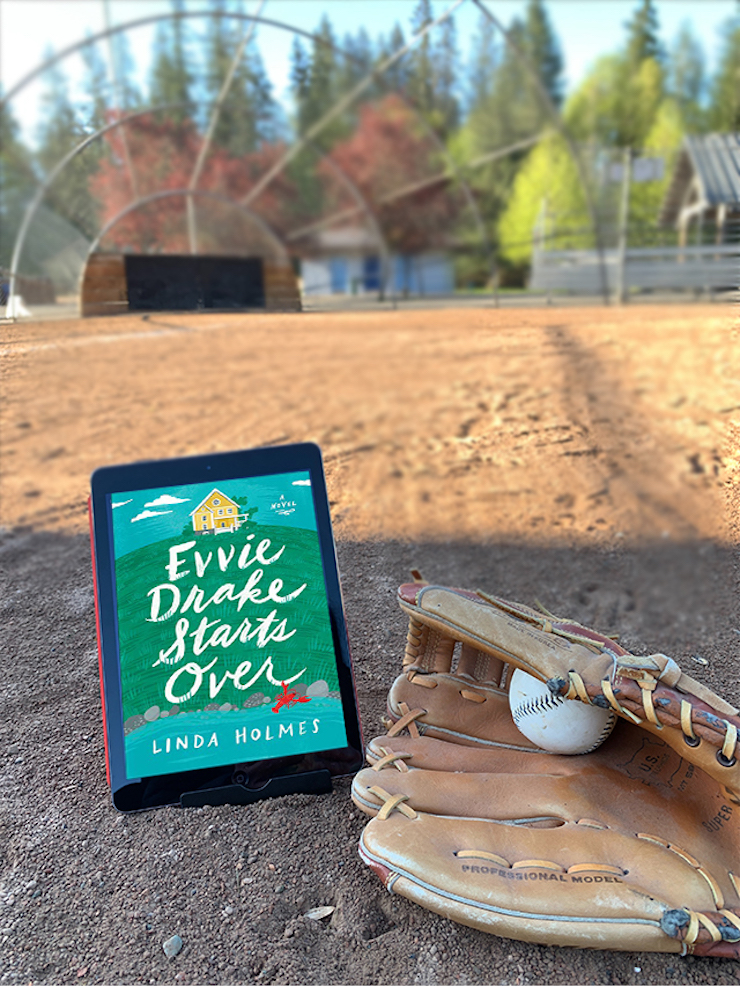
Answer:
(660, 133, 740, 226)
(189, 488, 237, 515)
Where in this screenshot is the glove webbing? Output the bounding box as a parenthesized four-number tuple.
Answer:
(564, 671, 739, 767)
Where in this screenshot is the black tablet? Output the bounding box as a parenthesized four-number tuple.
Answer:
(90, 443, 363, 812)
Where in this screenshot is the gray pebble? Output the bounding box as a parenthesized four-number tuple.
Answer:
(306, 680, 329, 698)
(124, 714, 146, 735)
(163, 934, 183, 958)
(144, 706, 160, 723)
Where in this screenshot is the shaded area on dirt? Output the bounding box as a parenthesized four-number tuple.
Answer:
(1, 526, 739, 986)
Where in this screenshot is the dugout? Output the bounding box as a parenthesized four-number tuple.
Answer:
(80, 253, 300, 317)
(79, 192, 301, 317)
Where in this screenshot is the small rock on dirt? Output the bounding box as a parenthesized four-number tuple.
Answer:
(163, 934, 183, 958)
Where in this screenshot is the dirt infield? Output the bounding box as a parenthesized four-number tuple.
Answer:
(1, 304, 739, 985)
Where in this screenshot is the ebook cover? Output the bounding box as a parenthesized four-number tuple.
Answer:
(107, 470, 348, 780)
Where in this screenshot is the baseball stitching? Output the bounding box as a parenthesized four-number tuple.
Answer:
(512, 694, 616, 753)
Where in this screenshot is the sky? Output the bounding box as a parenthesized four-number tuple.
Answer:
(1, 0, 736, 146)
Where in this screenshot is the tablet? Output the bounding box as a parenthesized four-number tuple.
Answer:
(90, 443, 363, 811)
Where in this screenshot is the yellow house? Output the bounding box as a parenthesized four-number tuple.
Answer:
(190, 488, 244, 534)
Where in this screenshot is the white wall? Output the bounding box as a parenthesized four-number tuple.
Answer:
(300, 252, 454, 297)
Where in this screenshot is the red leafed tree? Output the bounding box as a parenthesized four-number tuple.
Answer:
(90, 113, 303, 254)
(88, 97, 461, 257)
(326, 95, 461, 253)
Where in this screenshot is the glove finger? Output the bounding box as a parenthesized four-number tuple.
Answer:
(354, 736, 727, 843)
(385, 671, 541, 751)
(359, 808, 740, 955)
(365, 731, 618, 774)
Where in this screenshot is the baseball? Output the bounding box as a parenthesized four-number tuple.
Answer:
(508, 668, 616, 754)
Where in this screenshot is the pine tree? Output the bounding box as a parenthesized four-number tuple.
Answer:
(668, 24, 706, 132)
(407, 0, 435, 120)
(381, 23, 410, 94)
(36, 60, 100, 238)
(434, 15, 460, 136)
(291, 15, 345, 148)
(205, 0, 276, 155)
(306, 16, 340, 134)
(625, 0, 663, 69)
(339, 27, 374, 93)
(0, 103, 37, 269)
(80, 39, 110, 133)
(290, 37, 311, 114)
(467, 9, 498, 114)
(109, 30, 141, 110)
(707, 11, 740, 131)
(149, 0, 194, 125)
(451, 2, 566, 281)
(523, 0, 564, 108)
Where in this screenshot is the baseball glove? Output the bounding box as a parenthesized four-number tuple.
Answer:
(352, 576, 740, 957)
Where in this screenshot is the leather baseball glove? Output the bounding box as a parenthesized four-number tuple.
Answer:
(352, 577, 740, 957)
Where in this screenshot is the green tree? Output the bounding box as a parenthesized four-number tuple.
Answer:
(290, 36, 311, 112)
(380, 23, 410, 93)
(407, 0, 435, 121)
(80, 39, 110, 133)
(109, 30, 141, 110)
(338, 27, 374, 93)
(522, 0, 564, 107)
(35, 60, 100, 239)
(628, 98, 685, 234)
(707, 10, 740, 131)
(433, 15, 460, 137)
(205, 0, 276, 155)
(566, 53, 664, 148)
(668, 23, 706, 132)
(451, 2, 565, 283)
(290, 15, 348, 149)
(498, 131, 584, 265)
(467, 8, 498, 112)
(149, 0, 194, 125)
(405, 1, 460, 137)
(0, 104, 37, 269)
(625, 0, 663, 69)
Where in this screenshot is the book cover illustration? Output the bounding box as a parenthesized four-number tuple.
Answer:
(109, 471, 347, 779)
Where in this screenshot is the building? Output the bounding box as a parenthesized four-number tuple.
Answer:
(190, 488, 244, 534)
(298, 226, 454, 298)
(659, 133, 740, 244)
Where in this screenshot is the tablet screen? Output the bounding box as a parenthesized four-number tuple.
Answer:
(107, 469, 348, 781)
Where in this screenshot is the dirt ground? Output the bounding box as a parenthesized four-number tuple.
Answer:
(1, 303, 739, 986)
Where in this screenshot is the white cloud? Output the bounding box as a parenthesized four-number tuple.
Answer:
(292, 480, 311, 486)
(131, 509, 173, 522)
(145, 494, 190, 507)
(111, 499, 133, 508)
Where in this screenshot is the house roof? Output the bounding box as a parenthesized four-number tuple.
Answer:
(189, 488, 238, 515)
(660, 133, 740, 226)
